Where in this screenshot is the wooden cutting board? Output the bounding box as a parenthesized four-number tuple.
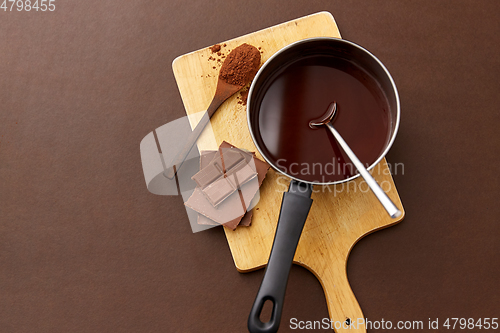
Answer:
(172, 11, 405, 333)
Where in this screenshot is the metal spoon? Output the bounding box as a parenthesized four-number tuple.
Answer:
(309, 102, 401, 218)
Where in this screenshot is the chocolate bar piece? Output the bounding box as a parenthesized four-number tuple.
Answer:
(185, 183, 252, 227)
(188, 142, 270, 230)
(191, 147, 257, 207)
(192, 149, 243, 188)
(196, 151, 220, 226)
(196, 151, 255, 229)
(219, 141, 269, 194)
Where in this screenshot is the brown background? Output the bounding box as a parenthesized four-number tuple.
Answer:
(1, 1, 499, 332)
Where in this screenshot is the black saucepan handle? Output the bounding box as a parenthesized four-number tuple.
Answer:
(248, 180, 313, 333)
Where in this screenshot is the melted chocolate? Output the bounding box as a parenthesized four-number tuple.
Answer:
(257, 56, 391, 183)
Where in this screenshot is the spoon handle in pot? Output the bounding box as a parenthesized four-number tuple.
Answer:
(325, 122, 401, 219)
(248, 180, 313, 333)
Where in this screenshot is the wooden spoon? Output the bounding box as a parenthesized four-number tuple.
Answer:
(165, 43, 261, 179)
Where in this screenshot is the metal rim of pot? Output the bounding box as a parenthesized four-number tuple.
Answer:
(246, 37, 401, 186)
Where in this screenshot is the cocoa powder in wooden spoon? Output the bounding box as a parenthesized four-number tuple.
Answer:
(165, 43, 261, 179)
(220, 43, 261, 86)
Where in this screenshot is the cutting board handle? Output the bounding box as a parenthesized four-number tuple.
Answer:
(248, 181, 313, 333)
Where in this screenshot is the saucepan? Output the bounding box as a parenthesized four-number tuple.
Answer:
(246, 37, 400, 332)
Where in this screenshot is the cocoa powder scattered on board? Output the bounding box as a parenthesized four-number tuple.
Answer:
(219, 43, 261, 87)
(238, 88, 249, 105)
(210, 44, 221, 53)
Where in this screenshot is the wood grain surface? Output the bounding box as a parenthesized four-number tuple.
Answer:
(172, 12, 405, 332)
